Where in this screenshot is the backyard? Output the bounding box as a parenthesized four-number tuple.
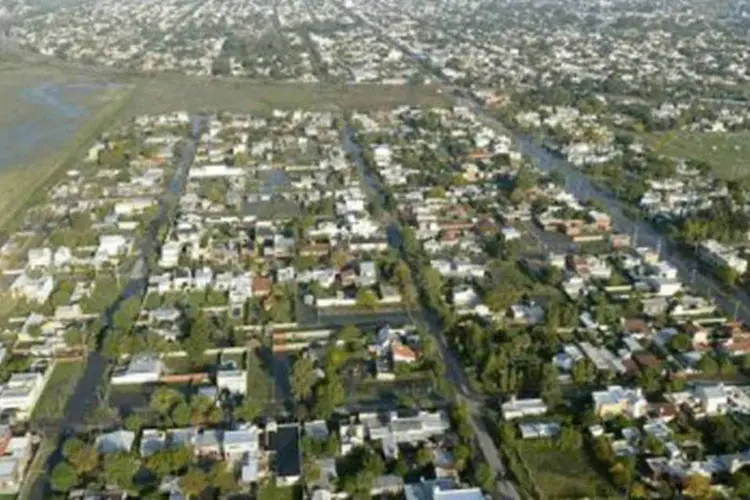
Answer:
(515, 440, 616, 498)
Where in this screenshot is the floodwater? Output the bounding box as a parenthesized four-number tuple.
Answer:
(0, 82, 119, 171)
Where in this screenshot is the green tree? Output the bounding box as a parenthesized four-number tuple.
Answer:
(184, 311, 210, 365)
(234, 398, 263, 423)
(51, 461, 79, 492)
(180, 467, 209, 499)
(539, 362, 562, 406)
(610, 461, 632, 489)
(150, 387, 185, 415)
(103, 452, 140, 491)
(355, 288, 379, 311)
(124, 413, 144, 432)
(338, 324, 362, 350)
(668, 332, 691, 352)
(68, 443, 99, 475)
(642, 434, 665, 456)
(171, 401, 192, 427)
(209, 462, 239, 494)
(697, 355, 719, 376)
(415, 446, 433, 467)
(291, 356, 318, 403)
(474, 462, 496, 492)
(314, 376, 344, 419)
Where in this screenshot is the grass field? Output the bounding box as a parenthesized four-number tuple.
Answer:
(0, 74, 133, 232)
(123, 75, 448, 116)
(651, 130, 750, 179)
(516, 441, 615, 498)
(30, 360, 85, 422)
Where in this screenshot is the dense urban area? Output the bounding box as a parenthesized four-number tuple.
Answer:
(0, 0, 747, 499)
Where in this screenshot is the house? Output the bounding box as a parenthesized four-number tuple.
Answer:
(27, 248, 52, 269)
(0, 372, 47, 420)
(111, 353, 164, 385)
(140, 430, 167, 457)
(53, 247, 72, 268)
(519, 422, 562, 439)
(501, 397, 548, 420)
(10, 274, 55, 304)
(159, 241, 182, 269)
(500, 226, 521, 241)
(451, 285, 481, 310)
(0, 430, 32, 494)
(194, 429, 222, 458)
(360, 410, 450, 447)
(97, 235, 128, 257)
(216, 369, 247, 396)
(252, 276, 273, 298)
(392, 342, 418, 364)
(592, 386, 647, 419)
(301, 421, 328, 443)
(358, 261, 378, 287)
(405, 479, 484, 500)
(96, 430, 136, 454)
(223, 426, 260, 462)
(697, 385, 728, 416)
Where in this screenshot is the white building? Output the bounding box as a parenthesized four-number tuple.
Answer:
(501, 397, 549, 420)
(592, 386, 648, 419)
(699, 240, 748, 275)
(189, 165, 244, 179)
(217, 370, 247, 396)
(26, 248, 52, 269)
(0, 372, 47, 420)
(10, 274, 55, 304)
(111, 353, 164, 385)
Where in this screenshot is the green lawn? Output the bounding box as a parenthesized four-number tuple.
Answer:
(516, 441, 616, 498)
(30, 360, 85, 422)
(247, 347, 273, 407)
(652, 130, 750, 179)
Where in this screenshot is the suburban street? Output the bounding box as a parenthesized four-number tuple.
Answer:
(22, 117, 203, 499)
(342, 121, 521, 500)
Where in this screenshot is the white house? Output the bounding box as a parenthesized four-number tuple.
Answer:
(501, 397, 548, 420)
(0, 372, 47, 420)
(592, 386, 648, 419)
(10, 274, 54, 304)
(26, 248, 52, 269)
(111, 353, 164, 385)
(217, 370, 247, 396)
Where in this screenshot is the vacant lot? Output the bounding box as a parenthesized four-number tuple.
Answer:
(516, 441, 615, 498)
(652, 130, 750, 179)
(31, 360, 85, 422)
(124, 74, 448, 116)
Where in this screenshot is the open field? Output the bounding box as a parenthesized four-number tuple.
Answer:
(651, 130, 750, 179)
(516, 441, 616, 498)
(30, 360, 86, 422)
(123, 74, 448, 117)
(0, 66, 134, 232)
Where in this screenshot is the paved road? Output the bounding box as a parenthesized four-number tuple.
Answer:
(341, 122, 520, 500)
(23, 117, 203, 499)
